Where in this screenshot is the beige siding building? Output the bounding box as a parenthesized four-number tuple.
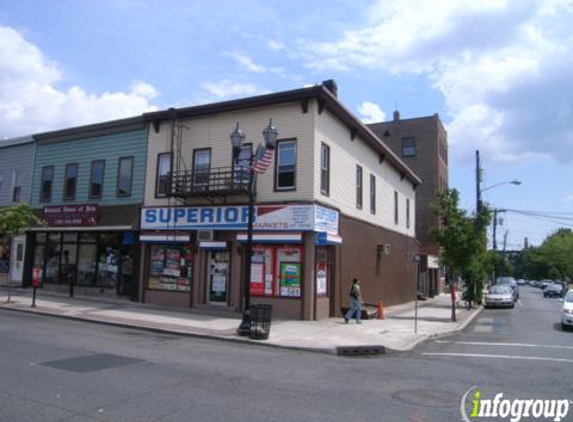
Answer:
(139, 81, 421, 320)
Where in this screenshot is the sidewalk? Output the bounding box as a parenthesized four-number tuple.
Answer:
(0, 288, 482, 355)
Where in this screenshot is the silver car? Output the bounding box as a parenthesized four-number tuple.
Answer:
(485, 285, 515, 309)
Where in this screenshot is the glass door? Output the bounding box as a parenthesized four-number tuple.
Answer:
(208, 250, 229, 304)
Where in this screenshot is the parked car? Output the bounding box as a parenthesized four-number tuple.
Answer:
(496, 277, 519, 300)
(561, 290, 573, 330)
(544, 283, 564, 298)
(484, 285, 515, 309)
(517, 279, 525, 286)
(541, 280, 554, 290)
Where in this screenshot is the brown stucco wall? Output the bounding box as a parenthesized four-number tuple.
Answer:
(335, 214, 419, 315)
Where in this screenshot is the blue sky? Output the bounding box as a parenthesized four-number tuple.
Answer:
(1, 0, 572, 249)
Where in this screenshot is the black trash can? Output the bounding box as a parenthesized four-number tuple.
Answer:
(249, 304, 272, 340)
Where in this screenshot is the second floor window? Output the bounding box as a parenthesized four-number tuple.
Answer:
(117, 157, 133, 197)
(12, 186, 21, 203)
(402, 137, 416, 157)
(233, 143, 252, 184)
(320, 143, 330, 195)
(90, 160, 105, 199)
(156, 153, 172, 196)
(276, 140, 296, 190)
(370, 174, 376, 214)
(63, 163, 78, 200)
(356, 165, 363, 209)
(394, 191, 399, 225)
(41, 166, 54, 202)
(193, 149, 211, 187)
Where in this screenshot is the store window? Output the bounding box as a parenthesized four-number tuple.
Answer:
(96, 233, 120, 287)
(44, 233, 61, 284)
(250, 244, 302, 298)
(116, 157, 133, 197)
(148, 244, 193, 292)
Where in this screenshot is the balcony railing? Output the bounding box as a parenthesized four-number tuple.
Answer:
(168, 166, 251, 197)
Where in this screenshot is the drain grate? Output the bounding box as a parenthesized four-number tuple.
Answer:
(337, 345, 386, 356)
(40, 353, 144, 373)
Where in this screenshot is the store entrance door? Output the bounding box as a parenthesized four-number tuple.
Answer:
(208, 250, 229, 304)
(10, 236, 25, 285)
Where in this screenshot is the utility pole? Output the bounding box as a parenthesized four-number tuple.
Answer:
(476, 150, 482, 213)
(493, 209, 498, 251)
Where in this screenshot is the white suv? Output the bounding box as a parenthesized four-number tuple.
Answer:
(561, 290, 573, 330)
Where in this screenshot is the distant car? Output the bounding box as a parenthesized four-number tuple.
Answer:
(484, 285, 515, 309)
(561, 290, 573, 330)
(496, 277, 519, 300)
(517, 279, 526, 286)
(541, 280, 554, 290)
(544, 284, 564, 298)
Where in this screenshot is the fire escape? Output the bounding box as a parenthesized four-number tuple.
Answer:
(166, 115, 250, 205)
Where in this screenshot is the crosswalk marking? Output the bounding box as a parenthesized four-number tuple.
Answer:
(422, 352, 573, 363)
(434, 340, 573, 350)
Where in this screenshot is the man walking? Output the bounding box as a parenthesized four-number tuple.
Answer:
(345, 278, 362, 324)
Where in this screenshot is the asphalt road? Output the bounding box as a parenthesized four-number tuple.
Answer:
(0, 286, 571, 422)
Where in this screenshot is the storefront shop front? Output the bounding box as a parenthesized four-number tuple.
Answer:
(24, 204, 140, 300)
(139, 203, 341, 320)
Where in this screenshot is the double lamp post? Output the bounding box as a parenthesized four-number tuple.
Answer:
(230, 119, 279, 336)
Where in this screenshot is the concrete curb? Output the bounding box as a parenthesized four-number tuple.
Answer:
(0, 299, 483, 357)
(0, 305, 340, 356)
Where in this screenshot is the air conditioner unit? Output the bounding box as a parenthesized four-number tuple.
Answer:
(384, 244, 391, 255)
(197, 230, 214, 242)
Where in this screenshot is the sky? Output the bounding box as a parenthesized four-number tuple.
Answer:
(1, 0, 572, 250)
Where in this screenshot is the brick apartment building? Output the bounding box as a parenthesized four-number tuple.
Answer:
(369, 111, 448, 297)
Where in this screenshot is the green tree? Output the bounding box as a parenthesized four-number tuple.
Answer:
(0, 203, 42, 302)
(521, 229, 573, 281)
(430, 188, 491, 310)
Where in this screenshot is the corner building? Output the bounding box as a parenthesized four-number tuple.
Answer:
(140, 81, 421, 320)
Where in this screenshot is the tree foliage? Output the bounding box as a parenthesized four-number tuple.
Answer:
(429, 188, 491, 306)
(522, 228, 573, 281)
(0, 203, 42, 240)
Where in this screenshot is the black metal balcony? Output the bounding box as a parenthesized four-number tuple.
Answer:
(167, 167, 251, 198)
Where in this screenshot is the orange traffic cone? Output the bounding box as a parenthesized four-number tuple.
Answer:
(377, 301, 384, 319)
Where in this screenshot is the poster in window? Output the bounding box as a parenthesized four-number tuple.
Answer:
(316, 262, 327, 295)
(280, 262, 301, 297)
(250, 262, 265, 296)
(275, 246, 302, 296)
(253, 245, 274, 296)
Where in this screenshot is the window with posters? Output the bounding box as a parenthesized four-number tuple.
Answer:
(148, 244, 193, 292)
(250, 244, 303, 298)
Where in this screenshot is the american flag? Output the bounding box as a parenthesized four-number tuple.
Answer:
(252, 144, 274, 174)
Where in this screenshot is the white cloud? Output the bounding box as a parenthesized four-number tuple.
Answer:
(297, 0, 573, 164)
(201, 79, 268, 100)
(0, 26, 158, 138)
(268, 40, 285, 51)
(227, 51, 267, 73)
(358, 101, 386, 123)
(565, 194, 573, 203)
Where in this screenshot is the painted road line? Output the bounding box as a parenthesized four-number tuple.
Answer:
(517, 299, 524, 307)
(434, 340, 573, 350)
(421, 352, 573, 363)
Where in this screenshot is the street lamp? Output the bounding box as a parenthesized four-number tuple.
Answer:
(481, 180, 522, 193)
(231, 119, 279, 336)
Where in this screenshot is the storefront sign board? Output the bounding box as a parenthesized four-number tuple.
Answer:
(142, 204, 339, 234)
(43, 204, 99, 227)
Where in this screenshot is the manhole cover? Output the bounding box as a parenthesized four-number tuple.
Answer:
(392, 389, 459, 408)
(40, 353, 144, 373)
